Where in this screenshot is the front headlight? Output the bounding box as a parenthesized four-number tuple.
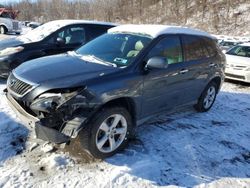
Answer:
(0, 46, 24, 57)
(30, 91, 79, 113)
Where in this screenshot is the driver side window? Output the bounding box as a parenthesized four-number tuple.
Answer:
(50, 26, 86, 45)
(147, 36, 183, 65)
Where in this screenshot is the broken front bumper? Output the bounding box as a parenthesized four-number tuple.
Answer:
(6, 92, 70, 144)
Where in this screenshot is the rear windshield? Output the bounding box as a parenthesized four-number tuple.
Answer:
(226, 46, 250, 58)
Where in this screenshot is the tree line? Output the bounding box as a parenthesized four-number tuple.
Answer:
(5, 0, 250, 35)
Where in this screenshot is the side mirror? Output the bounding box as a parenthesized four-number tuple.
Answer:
(56, 37, 66, 46)
(145, 57, 168, 70)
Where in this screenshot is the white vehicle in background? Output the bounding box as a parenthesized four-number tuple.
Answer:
(219, 40, 241, 51)
(0, 8, 22, 34)
(225, 43, 250, 83)
(27, 21, 41, 29)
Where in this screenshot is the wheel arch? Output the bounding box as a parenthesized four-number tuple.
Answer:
(209, 76, 222, 93)
(0, 24, 8, 33)
(101, 97, 137, 124)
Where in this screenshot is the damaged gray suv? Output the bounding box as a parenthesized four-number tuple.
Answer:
(6, 25, 225, 159)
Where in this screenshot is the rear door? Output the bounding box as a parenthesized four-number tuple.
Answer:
(180, 35, 215, 103)
(141, 35, 195, 117)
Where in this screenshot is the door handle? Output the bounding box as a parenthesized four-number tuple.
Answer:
(209, 63, 216, 67)
(179, 69, 189, 74)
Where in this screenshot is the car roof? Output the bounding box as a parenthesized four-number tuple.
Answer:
(46, 19, 118, 27)
(239, 42, 250, 47)
(221, 40, 239, 43)
(108, 24, 215, 39)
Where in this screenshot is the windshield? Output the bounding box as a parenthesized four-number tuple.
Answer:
(18, 21, 63, 42)
(226, 46, 250, 58)
(76, 33, 152, 67)
(0, 12, 12, 19)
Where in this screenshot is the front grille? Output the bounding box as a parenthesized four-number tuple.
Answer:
(226, 64, 247, 70)
(225, 73, 245, 80)
(8, 74, 33, 96)
(12, 21, 19, 30)
(233, 65, 247, 70)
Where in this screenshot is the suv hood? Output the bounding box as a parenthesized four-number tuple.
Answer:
(14, 53, 117, 88)
(0, 38, 24, 50)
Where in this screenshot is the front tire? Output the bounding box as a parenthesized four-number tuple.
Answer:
(79, 107, 133, 159)
(0, 26, 7, 34)
(195, 82, 218, 112)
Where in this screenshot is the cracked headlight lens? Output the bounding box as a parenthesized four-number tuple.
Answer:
(30, 91, 78, 113)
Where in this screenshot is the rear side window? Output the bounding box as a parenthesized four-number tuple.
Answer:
(202, 37, 218, 57)
(147, 35, 183, 65)
(182, 35, 210, 61)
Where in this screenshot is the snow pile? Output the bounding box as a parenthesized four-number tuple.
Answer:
(41, 142, 54, 153)
(0, 80, 28, 164)
(39, 153, 75, 170)
(20, 26, 32, 35)
(0, 168, 34, 188)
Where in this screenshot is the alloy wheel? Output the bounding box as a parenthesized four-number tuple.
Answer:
(0, 26, 5, 34)
(203, 86, 216, 109)
(95, 114, 127, 153)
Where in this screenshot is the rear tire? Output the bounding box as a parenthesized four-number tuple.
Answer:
(195, 82, 218, 112)
(78, 107, 133, 159)
(0, 26, 7, 34)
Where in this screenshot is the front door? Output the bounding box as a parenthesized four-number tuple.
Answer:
(141, 35, 194, 117)
(43, 25, 86, 56)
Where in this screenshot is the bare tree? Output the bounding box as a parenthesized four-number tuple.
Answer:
(7, 0, 250, 36)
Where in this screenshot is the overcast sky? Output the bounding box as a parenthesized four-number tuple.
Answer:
(0, 0, 37, 4)
(0, 0, 19, 4)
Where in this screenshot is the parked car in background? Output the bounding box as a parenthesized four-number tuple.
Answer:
(6, 25, 225, 159)
(24, 21, 41, 29)
(26, 21, 42, 29)
(0, 7, 22, 34)
(225, 43, 250, 83)
(0, 20, 117, 78)
(219, 40, 241, 51)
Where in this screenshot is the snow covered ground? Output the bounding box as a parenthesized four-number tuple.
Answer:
(0, 26, 31, 41)
(0, 34, 11, 40)
(0, 79, 249, 188)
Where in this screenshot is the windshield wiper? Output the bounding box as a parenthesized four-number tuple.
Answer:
(80, 55, 117, 67)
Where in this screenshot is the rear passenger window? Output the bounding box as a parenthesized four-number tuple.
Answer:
(182, 35, 210, 61)
(202, 38, 217, 57)
(87, 25, 111, 41)
(147, 36, 183, 65)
